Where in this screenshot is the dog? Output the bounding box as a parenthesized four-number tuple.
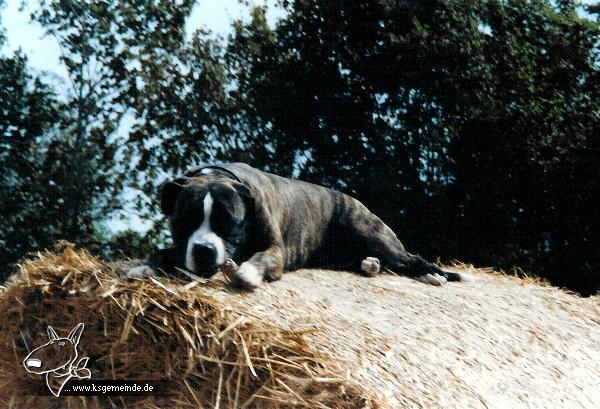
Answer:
(128, 163, 463, 289)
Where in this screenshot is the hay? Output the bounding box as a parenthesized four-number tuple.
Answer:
(0, 243, 384, 408)
(2, 244, 600, 408)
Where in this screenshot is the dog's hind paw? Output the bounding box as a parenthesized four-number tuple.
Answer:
(126, 265, 156, 279)
(361, 257, 381, 276)
(416, 273, 448, 286)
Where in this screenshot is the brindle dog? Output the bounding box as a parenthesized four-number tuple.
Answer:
(128, 163, 463, 289)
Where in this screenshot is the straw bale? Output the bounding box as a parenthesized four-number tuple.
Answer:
(205, 264, 600, 408)
(0, 243, 384, 408)
(1, 243, 599, 408)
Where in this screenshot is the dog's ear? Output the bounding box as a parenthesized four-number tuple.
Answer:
(67, 323, 85, 347)
(159, 177, 189, 216)
(47, 326, 59, 341)
(230, 181, 255, 215)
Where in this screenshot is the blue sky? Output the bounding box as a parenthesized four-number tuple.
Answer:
(2, 0, 284, 82)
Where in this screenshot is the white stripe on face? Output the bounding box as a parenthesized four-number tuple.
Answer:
(185, 193, 226, 272)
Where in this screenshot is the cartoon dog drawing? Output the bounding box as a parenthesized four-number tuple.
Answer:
(23, 323, 91, 397)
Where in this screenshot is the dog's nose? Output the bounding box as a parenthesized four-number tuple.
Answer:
(26, 358, 42, 368)
(192, 242, 217, 263)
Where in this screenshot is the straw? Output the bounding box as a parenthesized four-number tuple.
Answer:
(0, 242, 384, 408)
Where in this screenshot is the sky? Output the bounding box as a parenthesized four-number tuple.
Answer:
(2, 0, 284, 87)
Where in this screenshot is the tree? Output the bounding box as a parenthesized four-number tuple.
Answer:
(0, 1, 198, 277)
(29, 1, 197, 238)
(443, 0, 600, 294)
(30, 0, 194, 240)
(0, 1, 64, 276)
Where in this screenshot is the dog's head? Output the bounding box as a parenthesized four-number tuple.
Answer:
(23, 324, 84, 375)
(160, 172, 252, 277)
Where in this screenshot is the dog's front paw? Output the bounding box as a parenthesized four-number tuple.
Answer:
(232, 262, 264, 290)
(126, 265, 156, 279)
(361, 257, 381, 276)
(416, 273, 448, 286)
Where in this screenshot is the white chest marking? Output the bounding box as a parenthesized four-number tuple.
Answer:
(185, 193, 226, 271)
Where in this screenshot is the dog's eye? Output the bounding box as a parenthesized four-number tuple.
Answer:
(59, 342, 65, 346)
(211, 206, 233, 229)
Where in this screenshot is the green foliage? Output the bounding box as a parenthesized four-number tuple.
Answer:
(0, 1, 195, 278)
(0, 48, 64, 278)
(29, 0, 195, 239)
(88, 228, 158, 261)
(441, 0, 600, 293)
(32, 0, 199, 216)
